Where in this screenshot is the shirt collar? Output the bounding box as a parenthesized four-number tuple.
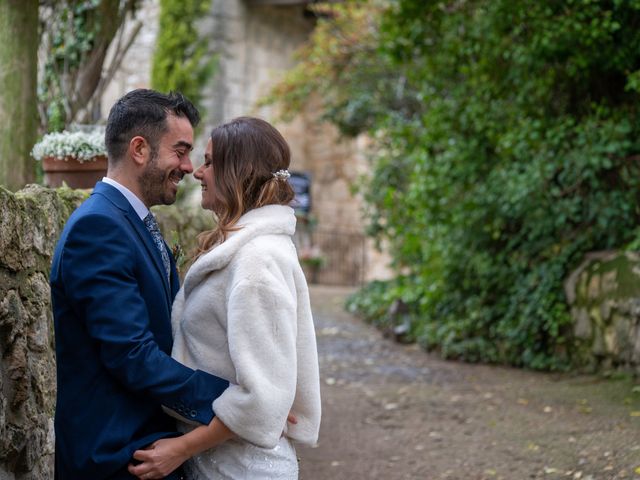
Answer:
(102, 177, 149, 220)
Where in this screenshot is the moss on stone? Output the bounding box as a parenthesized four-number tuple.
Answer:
(568, 251, 640, 374)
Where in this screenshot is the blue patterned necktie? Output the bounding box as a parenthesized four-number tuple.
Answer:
(143, 212, 170, 281)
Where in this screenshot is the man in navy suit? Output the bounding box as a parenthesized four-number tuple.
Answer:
(50, 89, 228, 479)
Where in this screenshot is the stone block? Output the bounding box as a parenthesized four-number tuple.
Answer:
(572, 307, 591, 339)
(587, 274, 600, 300)
(565, 250, 640, 373)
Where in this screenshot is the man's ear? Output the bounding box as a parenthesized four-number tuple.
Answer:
(129, 136, 150, 166)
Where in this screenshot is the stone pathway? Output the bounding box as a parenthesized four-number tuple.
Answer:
(298, 286, 640, 480)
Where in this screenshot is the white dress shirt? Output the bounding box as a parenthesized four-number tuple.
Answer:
(102, 177, 149, 221)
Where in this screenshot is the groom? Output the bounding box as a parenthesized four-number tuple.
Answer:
(50, 89, 228, 479)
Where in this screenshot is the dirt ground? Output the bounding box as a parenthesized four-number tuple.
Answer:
(298, 286, 640, 480)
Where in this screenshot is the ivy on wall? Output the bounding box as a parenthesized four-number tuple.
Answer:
(151, 0, 215, 115)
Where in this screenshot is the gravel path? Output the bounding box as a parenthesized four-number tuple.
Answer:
(298, 285, 640, 480)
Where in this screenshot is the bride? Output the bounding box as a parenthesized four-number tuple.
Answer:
(129, 116, 321, 479)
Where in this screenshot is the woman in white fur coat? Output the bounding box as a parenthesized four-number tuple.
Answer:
(130, 117, 321, 479)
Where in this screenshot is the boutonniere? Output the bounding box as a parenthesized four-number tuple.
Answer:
(170, 231, 185, 271)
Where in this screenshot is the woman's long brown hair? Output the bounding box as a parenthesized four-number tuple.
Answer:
(196, 117, 295, 257)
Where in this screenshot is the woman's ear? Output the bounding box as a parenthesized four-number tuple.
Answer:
(129, 136, 150, 166)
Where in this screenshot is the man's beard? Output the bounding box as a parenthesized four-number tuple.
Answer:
(138, 151, 176, 207)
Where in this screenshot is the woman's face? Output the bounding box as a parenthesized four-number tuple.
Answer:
(194, 138, 217, 211)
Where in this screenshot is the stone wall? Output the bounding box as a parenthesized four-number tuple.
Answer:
(0, 185, 86, 480)
(564, 250, 640, 373)
(201, 1, 314, 125)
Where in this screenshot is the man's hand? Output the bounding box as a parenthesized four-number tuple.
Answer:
(128, 414, 296, 478)
(127, 438, 189, 479)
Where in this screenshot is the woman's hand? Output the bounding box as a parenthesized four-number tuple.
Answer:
(127, 437, 189, 480)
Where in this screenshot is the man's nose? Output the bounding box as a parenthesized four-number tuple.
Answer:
(182, 155, 194, 174)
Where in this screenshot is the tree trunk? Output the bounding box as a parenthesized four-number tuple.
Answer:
(0, 0, 38, 191)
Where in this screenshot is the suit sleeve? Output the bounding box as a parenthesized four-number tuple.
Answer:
(59, 213, 228, 424)
(211, 276, 298, 448)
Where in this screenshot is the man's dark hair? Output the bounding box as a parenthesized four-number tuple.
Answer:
(105, 89, 200, 164)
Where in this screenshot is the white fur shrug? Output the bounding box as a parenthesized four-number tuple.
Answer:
(171, 205, 321, 448)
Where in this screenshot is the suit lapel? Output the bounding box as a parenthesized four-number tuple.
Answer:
(92, 182, 172, 304)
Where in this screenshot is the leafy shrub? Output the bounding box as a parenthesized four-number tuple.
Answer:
(270, 0, 640, 370)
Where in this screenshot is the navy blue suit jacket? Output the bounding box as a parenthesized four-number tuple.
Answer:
(50, 182, 228, 479)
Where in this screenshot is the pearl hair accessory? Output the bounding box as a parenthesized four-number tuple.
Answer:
(272, 169, 291, 180)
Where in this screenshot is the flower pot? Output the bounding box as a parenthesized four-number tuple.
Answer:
(42, 155, 108, 189)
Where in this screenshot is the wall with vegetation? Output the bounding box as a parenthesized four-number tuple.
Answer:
(151, 0, 213, 115)
(0, 184, 211, 479)
(0, 185, 85, 479)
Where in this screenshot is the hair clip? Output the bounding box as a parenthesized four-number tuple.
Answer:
(273, 169, 291, 180)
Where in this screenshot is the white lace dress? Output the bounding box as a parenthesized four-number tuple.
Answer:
(182, 435, 298, 480)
